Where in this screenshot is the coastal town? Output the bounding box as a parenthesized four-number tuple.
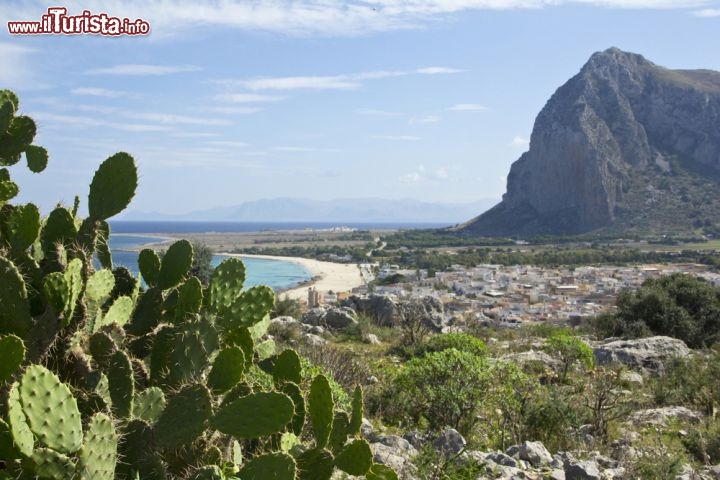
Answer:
(298, 260, 720, 328)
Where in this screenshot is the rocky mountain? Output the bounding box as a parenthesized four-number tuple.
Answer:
(122, 197, 497, 224)
(462, 47, 720, 236)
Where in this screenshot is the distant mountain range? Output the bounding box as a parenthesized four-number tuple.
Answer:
(121, 198, 499, 224)
(461, 47, 720, 237)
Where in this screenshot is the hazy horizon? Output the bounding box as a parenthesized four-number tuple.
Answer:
(2, 1, 719, 217)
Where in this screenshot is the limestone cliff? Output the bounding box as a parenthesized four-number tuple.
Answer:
(462, 48, 720, 236)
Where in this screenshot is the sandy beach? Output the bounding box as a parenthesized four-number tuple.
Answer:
(220, 253, 366, 301)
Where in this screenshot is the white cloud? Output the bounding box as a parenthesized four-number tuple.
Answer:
(208, 106, 263, 114)
(33, 112, 172, 132)
(409, 115, 440, 124)
(449, 103, 489, 112)
(85, 64, 201, 75)
(222, 67, 460, 91)
(399, 164, 450, 183)
(239, 76, 360, 90)
(693, 8, 720, 15)
(512, 135, 530, 147)
(215, 93, 285, 103)
(374, 135, 421, 141)
(416, 67, 463, 74)
(399, 172, 423, 183)
(71, 87, 136, 98)
(125, 112, 232, 126)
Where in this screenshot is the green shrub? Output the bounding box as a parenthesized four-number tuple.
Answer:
(390, 349, 492, 436)
(418, 333, 487, 358)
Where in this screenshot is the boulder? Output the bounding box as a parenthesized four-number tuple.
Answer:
(519, 440, 553, 467)
(593, 336, 690, 374)
(487, 452, 519, 468)
(323, 307, 358, 329)
(370, 441, 418, 480)
(364, 333, 381, 345)
(501, 350, 562, 371)
(301, 307, 327, 326)
(342, 294, 446, 329)
(432, 428, 465, 457)
(564, 460, 601, 480)
(302, 333, 327, 346)
(629, 406, 702, 426)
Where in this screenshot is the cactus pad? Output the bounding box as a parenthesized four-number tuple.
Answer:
(167, 319, 218, 386)
(155, 384, 212, 449)
(334, 439, 373, 476)
(138, 249, 160, 287)
(190, 465, 224, 480)
(40, 207, 77, 261)
(117, 419, 166, 480)
(158, 239, 193, 290)
(6, 384, 33, 457)
(366, 464, 399, 480)
(107, 350, 134, 418)
(132, 387, 166, 423)
(127, 287, 163, 336)
(78, 413, 118, 480)
(223, 286, 275, 331)
(211, 392, 294, 439)
(207, 346, 246, 395)
(3, 203, 40, 251)
(25, 145, 48, 173)
(281, 382, 305, 436)
(0, 418, 21, 461)
(237, 452, 296, 480)
(0, 334, 25, 383)
(18, 365, 83, 454)
(349, 385, 363, 437)
(24, 447, 77, 480)
(0, 256, 32, 337)
(97, 296, 134, 331)
(176, 276, 203, 322)
(329, 412, 349, 453)
(309, 375, 334, 449)
(297, 448, 334, 480)
(86, 269, 115, 303)
(209, 257, 245, 313)
(88, 152, 137, 220)
(89, 331, 116, 368)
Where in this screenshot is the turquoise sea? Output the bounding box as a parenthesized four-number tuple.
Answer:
(108, 235, 313, 291)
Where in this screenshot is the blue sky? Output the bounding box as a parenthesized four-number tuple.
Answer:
(1, 0, 719, 216)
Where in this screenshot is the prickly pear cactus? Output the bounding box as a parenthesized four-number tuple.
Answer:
(0, 90, 395, 480)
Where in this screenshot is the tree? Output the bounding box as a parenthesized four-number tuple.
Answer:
(190, 240, 215, 285)
(613, 273, 720, 348)
(544, 332, 595, 384)
(396, 299, 434, 346)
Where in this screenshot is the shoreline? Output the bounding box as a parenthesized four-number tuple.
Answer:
(219, 253, 366, 301)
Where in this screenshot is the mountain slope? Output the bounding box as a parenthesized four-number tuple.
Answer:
(461, 47, 720, 237)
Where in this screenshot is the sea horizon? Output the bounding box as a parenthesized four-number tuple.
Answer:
(109, 220, 450, 234)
